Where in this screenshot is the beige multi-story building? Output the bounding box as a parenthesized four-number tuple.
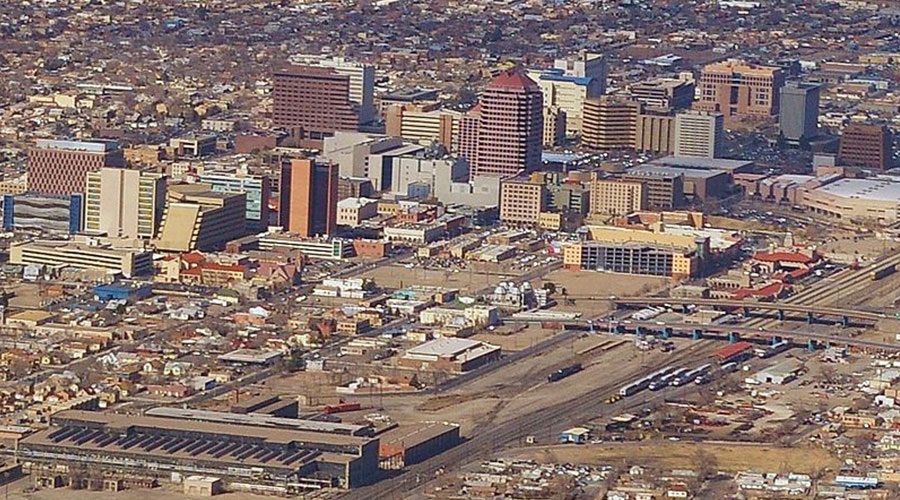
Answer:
(622, 170, 685, 210)
(543, 106, 567, 147)
(84, 168, 167, 239)
(590, 179, 647, 216)
(154, 184, 247, 252)
(384, 103, 461, 150)
(9, 237, 153, 277)
(674, 110, 725, 159)
(635, 114, 675, 154)
(582, 97, 641, 150)
(695, 59, 784, 118)
(336, 197, 378, 227)
(499, 179, 547, 226)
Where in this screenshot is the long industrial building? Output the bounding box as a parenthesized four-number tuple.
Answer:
(18, 410, 380, 492)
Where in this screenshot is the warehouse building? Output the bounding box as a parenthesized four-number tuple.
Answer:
(400, 337, 501, 373)
(18, 410, 380, 492)
(378, 422, 461, 469)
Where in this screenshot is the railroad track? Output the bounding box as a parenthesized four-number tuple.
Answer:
(340, 340, 716, 500)
(741, 251, 900, 330)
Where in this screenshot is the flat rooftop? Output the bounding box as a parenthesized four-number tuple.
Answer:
(379, 422, 459, 447)
(49, 410, 373, 447)
(813, 177, 900, 202)
(144, 407, 372, 436)
(627, 164, 719, 179)
(35, 139, 119, 153)
(649, 156, 755, 172)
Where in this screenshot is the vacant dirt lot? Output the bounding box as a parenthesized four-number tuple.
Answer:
(507, 441, 838, 474)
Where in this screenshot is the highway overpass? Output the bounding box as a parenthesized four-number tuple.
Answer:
(565, 296, 886, 325)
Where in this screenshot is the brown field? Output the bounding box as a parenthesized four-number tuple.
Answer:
(508, 441, 838, 474)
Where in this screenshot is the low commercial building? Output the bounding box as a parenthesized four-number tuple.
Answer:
(256, 234, 354, 260)
(803, 177, 900, 224)
(400, 337, 501, 373)
(383, 223, 445, 244)
(9, 238, 153, 277)
(337, 198, 378, 227)
(93, 282, 154, 302)
(18, 410, 379, 491)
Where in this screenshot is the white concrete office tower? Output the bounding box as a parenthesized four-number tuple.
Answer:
(84, 167, 167, 239)
(290, 55, 376, 125)
(674, 110, 725, 159)
(527, 53, 606, 136)
(554, 53, 608, 93)
(779, 81, 822, 147)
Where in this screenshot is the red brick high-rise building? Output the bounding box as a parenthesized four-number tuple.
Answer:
(272, 66, 359, 142)
(468, 70, 544, 179)
(281, 159, 338, 237)
(838, 123, 894, 171)
(28, 139, 124, 196)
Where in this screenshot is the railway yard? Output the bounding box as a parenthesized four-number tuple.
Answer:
(6, 216, 900, 500)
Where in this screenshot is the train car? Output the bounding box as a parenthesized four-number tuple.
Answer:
(323, 402, 361, 414)
(758, 341, 791, 359)
(720, 361, 739, 373)
(618, 378, 651, 397)
(548, 363, 583, 383)
(870, 264, 896, 281)
(649, 368, 687, 391)
(835, 476, 879, 489)
(674, 364, 711, 387)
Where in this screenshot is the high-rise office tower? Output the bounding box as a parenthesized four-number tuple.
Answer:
(289, 55, 377, 125)
(528, 53, 606, 135)
(84, 167, 167, 239)
(695, 59, 784, 118)
(779, 81, 822, 148)
(674, 110, 725, 159)
(281, 159, 338, 237)
(28, 139, 124, 196)
(839, 123, 894, 171)
(628, 77, 695, 113)
(272, 66, 360, 141)
(582, 96, 641, 150)
(554, 53, 607, 93)
(470, 70, 544, 178)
